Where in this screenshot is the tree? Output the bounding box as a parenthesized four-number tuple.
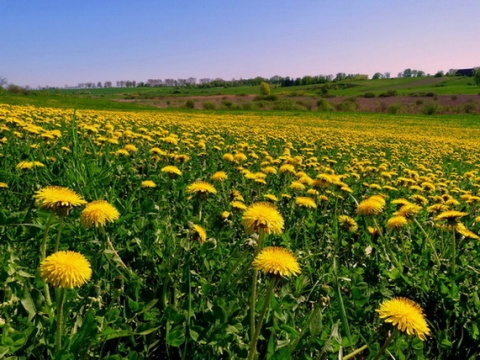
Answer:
(474, 68, 480, 87)
(372, 72, 384, 80)
(384, 72, 391, 79)
(402, 68, 413, 78)
(259, 81, 271, 96)
(0, 76, 7, 89)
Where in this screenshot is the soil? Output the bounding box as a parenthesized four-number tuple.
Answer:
(117, 93, 480, 114)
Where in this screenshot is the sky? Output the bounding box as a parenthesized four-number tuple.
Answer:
(1, 0, 479, 88)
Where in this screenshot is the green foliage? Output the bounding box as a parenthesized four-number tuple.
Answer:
(202, 102, 216, 110)
(316, 99, 333, 111)
(259, 82, 271, 96)
(185, 100, 195, 109)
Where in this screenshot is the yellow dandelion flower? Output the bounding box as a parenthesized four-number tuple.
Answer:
(456, 223, 480, 240)
(142, 180, 157, 188)
(339, 215, 358, 233)
(263, 194, 278, 202)
(387, 216, 409, 230)
(161, 165, 182, 176)
(234, 153, 248, 162)
(395, 204, 422, 219)
(124, 144, 138, 152)
(16, 161, 45, 170)
(434, 210, 468, 223)
(186, 181, 217, 195)
(243, 202, 284, 235)
(290, 181, 306, 191)
(221, 211, 231, 219)
(231, 190, 245, 202)
(0, 182, 8, 188)
(368, 226, 382, 237)
(34, 186, 86, 215)
(211, 171, 228, 182)
(475, 215, 480, 223)
(377, 297, 430, 341)
(295, 196, 317, 208)
(222, 153, 235, 162)
(253, 247, 301, 277)
(357, 195, 385, 216)
(279, 164, 296, 174)
(115, 149, 130, 156)
(231, 200, 248, 210)
(191, 224, 207, 243)
(40, 251, 92, 289)
(80, 200, 120, 228)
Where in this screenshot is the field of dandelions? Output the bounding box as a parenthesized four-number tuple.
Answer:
(1, 104, 480, 359)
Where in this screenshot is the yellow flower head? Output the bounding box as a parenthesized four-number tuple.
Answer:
(81, 200, 120, 228)
(186, 181, 217, 195)
(191, 224, 207, 243)
(161, 165, 182, 176)
(0, 182, 8, 188)
(387, 215, 409, 230)
(231, 200, 248, 210)
(295, 196, 317, 208)
(339, 215, 358, 233)
(377, 297, 430, 341)
(395, 204, 422, 218)
(40, 251, 92, 289)
(34, 186, 86, 216)
(253, 247, 301, 277)
(243, 202, 284, 235)
(211, 171, 228, 182)
(456, 223, 480, 240)
(435, 210, 468, 223)
(357, 195, 385, 216)
(142, 180, 157, 188)
(16, 161, 45, 170)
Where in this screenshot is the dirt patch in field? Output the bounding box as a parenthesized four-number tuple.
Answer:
(117, 93, 480, 114)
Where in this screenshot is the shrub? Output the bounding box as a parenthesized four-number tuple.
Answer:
(202, 102, 216, 110)
(363, 92, 376, 98)
(421, 103, 440, 115)
(463, 102, 477, 114)
(221, 100, 232, 108)
(316, 99, 333, 111)
(387, 104, 403, 114)
(378, 90, 398, 97)
(272, 99, 304, 111)
(335, 99, 358, 112)
(185, 100, 195, 109)
(416, 99, 424, 106)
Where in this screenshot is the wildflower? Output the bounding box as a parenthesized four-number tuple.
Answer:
(161, 165, 182, 176)
(40, 251, 92, 289)
(253, 247, 300, 277)
(34, 186, 86, 216)
(124, 144, 138, 152)
(357, 195, 385, 216)
(263, 194, 278, 202)
(211, 171, 228, 182)
(435, 210, 468, 223)
(80, 200, 120, 228)
(0, 182, 8, 188)
(290, 181, 306, 191)
(142, 180, 157, 188)
(395, 204, 422, 219)
(191, 224, 207, 243)
(338, 215, 358, 233)
(234, 153, 247, 162)
(115, 149, 130, 156)
(231, 200, 248, 210)
(221, 211, 231, 219)
(222, 153, 235, 162)
(387, 216, 408, 230)
(456, 223, 480, 240)
(16, 161, 45, 170)
(295, 196, 317, 208)
(279, 164, 295, 174)
(243, 202, 284, 235)
(377, 297, 430, 341)
(186, 181, 217, 195)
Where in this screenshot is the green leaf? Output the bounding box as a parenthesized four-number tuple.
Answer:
(21, 285, 37, 321)
(166, 326, 185, 347)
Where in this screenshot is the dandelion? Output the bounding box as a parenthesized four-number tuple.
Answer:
(357, 195, 385, 216)
(142, 180, 157, 188)
(295, 196, 317, 208)
(339, 215, 358, 233)
(231, 200, 248, 210)
(253, 247, 301, 277)
(435, 210, 468, 223)
(161, 165, 182, 176)
(0, 182, 8, 188)
(40, 251, 92, 289)
(80, 200, 120, 228)
(377, 297, 430, 341)
(211, 171, 228, 182)
(243, 202, 284, 235)
(191, 224, 207, 243)
(395, 203, 422, 218)
(34, 186, 86, 216)
(16, 161, 45, 170)
(387, 216, 408, 230)
(263, 193, 278, 202)
(456, 223, 480, 240)
(186, 181, 217, 195)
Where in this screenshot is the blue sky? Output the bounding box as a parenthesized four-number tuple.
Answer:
(1, 1, 479, 88)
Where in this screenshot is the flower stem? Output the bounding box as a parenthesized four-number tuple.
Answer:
(413, 218, 441, 266)
(343, 344, 368, 360)
(40, 213, 55, 261)
(55, 288, 67, 353)
(54, 216, 65, 252)
(247, 277, 276, 360)
(372, 328, 398, 360)
(451, 228, 456, 273)
(101, 226, 127, 269)
(250, 232, 265, 340)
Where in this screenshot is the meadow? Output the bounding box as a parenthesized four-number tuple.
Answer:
(0, 104, 479, 359)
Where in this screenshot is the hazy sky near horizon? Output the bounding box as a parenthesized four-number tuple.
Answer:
(2, 0, 479, 88)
